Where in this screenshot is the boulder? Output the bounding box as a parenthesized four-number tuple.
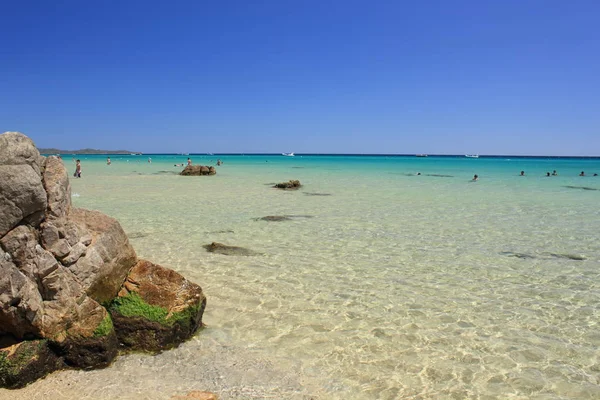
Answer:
(68, 208, 137, 304)
(49, 298, 118, 369)
(0, 339, 63, 389)
(42, 156, 71, 220)
(0, 132, 47, 236)
(0, 256, 44, 338)
(110, 259, 206, 352)
(180, 165, 217, 176)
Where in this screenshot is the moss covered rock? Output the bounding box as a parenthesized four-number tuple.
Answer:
(110, 260, 206, 352)
(0, 339, 62, 389)
(48, 298, 118, 369)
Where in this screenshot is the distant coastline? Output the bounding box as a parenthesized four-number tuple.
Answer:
(39, 148, 139, 155)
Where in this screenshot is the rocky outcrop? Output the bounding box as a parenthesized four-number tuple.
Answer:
(180, 165, 216, 176)
(273, 179, 301, 190)
(0, 132, 206, 388)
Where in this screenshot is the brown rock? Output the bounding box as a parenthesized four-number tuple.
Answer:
(0, 339, 63, 389)
(111, 259, 206, 352)
(49, 298, 118, 369)
(273, 179, 302, 190)
(180, 165, 216, 176)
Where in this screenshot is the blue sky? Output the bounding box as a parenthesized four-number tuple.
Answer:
(1, 0, 599, 155)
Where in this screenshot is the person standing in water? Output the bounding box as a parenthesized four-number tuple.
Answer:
(74, 159, 82, 178)
(107, 157, 111, 165)
(187, 158, 192, 166)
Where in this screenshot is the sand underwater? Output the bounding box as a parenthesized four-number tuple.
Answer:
(2, 154, 600, 399)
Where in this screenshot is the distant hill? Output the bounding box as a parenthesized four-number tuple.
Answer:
(39, 148, 139, 155)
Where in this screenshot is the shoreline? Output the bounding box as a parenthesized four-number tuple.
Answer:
(0, 331, 329, 400)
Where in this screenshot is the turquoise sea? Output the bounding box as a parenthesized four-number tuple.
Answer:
(6, 154, 600, 399)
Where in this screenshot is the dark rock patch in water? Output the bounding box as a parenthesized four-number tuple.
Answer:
(255, 216, 293, 222)
(548, 253, 587, 261)
(203, 242, 258, 256)
(500, 251, 536, 259)
(273, 180, 301, 190)
(154, 170, 179, 175)
(564, 186, 598, 191)
(303, 192, 332, 196)
(255, 215, 314, 222)
(128, 232, 148, 239)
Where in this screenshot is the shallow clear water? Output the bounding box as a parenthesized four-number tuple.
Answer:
(15, 155, 600, 399)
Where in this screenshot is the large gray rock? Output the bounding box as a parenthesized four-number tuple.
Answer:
(0, 165, 47, 237)
(0, 132, 46, 236)
(42, 156, 71, 220)
(0, 257, 44, 338)
(68, 208, 137, 304)
(0, 131, 44, 175)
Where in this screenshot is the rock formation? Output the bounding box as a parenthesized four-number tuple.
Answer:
(180, 165, 216, 176)
(0, 132, 206, 388)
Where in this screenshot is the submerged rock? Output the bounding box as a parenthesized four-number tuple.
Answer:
(563, 185, 598, 191)
(255, 215, 314, 222)
(548, 253, 587, 261)
(256, 216, 293, 222)
(203, 242, 258, 256)
(273, 180, 301, 190)
(500, 251, 536, 259)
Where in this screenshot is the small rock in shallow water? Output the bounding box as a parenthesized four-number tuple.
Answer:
(549, 253, 586, 261)
(500, 251, 536, 259)
(563, 185, 598, 191)
(203, 242, 258, 256)
(255, 216, 292, 222)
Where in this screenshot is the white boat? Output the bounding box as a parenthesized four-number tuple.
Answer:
(415, 154, 428, 157)
(465, 154, 479, 158)
(282, 152, 295, 157)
